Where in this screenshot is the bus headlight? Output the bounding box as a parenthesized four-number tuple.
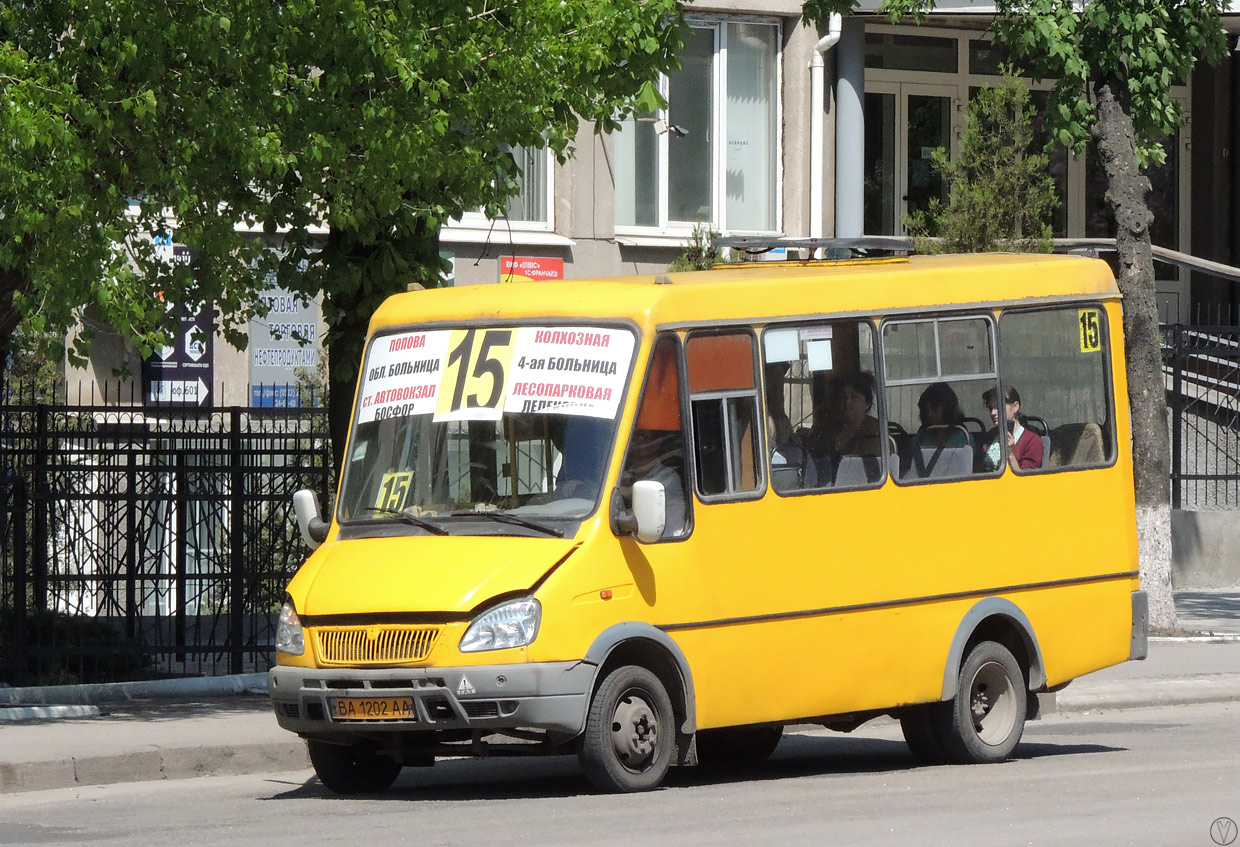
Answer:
(460, 598, 541, 653)
(275, 601, 305, 656)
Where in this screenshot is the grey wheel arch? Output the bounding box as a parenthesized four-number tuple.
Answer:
(938, 598, 1046, 701)
(584, 621, 697, 736)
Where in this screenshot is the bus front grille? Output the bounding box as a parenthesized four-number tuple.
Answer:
(314, 626, 442, 665)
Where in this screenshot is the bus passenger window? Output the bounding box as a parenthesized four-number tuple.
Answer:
(998, 307, 1115, 471)
(762, 321, 882, 492)
(687, 331, 762, 499)
(882, 316, 998, 482)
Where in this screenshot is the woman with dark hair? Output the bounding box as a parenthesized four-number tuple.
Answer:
(916, 381, 969, 447)
(981, 385, 1044, 471)
(819, 372, 882, 457)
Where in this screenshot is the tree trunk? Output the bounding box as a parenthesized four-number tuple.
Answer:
(1091, 77, 1176, 630)
(321, 220, 445, 483)
(0, 269, 31, 364)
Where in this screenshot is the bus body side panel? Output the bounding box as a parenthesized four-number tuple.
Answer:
(612, 430, 1137, 730)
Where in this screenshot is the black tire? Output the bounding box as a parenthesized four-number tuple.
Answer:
(898, 704, 948, 765)
(308, 740, 403, 794)
(696, 725, 783, 771)
(577, 665, 675, 793)
(932, 640, 1027, 764)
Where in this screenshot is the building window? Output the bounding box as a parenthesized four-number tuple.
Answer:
(614, 18, 780, 235)
(453, 145, 553, 229)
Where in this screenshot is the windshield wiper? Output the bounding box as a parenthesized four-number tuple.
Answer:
(450, 510, 565, 538)
(359, 506, 450, 536)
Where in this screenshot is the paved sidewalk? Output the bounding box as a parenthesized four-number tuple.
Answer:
(1, 590, 1238, 794)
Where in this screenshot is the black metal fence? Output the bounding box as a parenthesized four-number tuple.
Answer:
(1, 386, 331, 686)
(1163, 324, 1240, 509)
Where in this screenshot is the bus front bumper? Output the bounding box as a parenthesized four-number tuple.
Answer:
(268, 661, 595, 738)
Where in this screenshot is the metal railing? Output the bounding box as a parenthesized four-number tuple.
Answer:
(1162, 325, 1240, 509)
(1, 387, 331, 686)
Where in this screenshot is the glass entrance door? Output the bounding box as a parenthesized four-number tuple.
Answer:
(865, 83, 957, 235)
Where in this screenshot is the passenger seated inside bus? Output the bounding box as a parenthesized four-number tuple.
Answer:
(768, 413, 817, 491)
(897, 382, 973, 479)
(980, 385, 1045, 471)
(916, 382, 970, 448)
(806, 372, 882, 484)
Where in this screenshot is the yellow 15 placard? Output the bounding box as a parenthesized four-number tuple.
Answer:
(1078, 309, 1102, 353)
(435, 328, 517, 421)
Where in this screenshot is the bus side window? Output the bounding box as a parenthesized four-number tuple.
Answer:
(882, 316, 998, 483)
(762, 320, 882, 492)
(686, 331, 763, 499)
(998, 306, 1115, 472)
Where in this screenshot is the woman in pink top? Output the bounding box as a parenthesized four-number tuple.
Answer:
(981, 385, 1044, 471)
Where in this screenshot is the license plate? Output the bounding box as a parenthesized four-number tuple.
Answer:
(330, 696, 416, 721)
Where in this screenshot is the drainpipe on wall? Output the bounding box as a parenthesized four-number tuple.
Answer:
(835, 17, 866, 239)
(810, 12, 844, 251)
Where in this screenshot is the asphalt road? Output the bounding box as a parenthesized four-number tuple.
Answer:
(1, 701, 1236, 847)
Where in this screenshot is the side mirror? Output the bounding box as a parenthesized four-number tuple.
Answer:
(292, 489, 330, 549)
(621, 480, 666, 544)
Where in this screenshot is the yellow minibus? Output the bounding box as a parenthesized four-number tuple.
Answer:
(271, 244, 1146, 794)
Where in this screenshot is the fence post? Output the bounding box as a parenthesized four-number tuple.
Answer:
(32, 404, 48, 611)
(11, 477, 29, 686)
(175, 450, 188, 664)
(126, 448, 138, 639)
(1170, 324, 1184, 510)
(229, 408, 244, 675)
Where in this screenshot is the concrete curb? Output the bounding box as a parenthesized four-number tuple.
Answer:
(0, 673, 268, 706)
(1053, 676, 1240, 712)
(1, 741, 310, 794)
(0, 705, 101, 722)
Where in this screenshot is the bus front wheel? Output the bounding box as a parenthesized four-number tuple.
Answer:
(577, 665, 675, 792)
(933, 640, 1027, 764)
(308, 740, 403, 794)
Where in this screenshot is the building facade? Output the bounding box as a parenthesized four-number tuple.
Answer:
(66, 1, 1240, 403)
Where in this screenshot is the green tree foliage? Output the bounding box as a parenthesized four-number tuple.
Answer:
(907, 75, 1057, 254)
(0, 0, 684, 457)
(803, 0, 1226, 627)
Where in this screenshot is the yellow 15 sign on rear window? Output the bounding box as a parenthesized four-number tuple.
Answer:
(1078, 309, 1102, 353)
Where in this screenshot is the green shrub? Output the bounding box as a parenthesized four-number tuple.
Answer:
(907, 73, 1058, 254)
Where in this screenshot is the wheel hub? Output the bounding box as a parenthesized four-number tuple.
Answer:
(969, 660, 1017, 744)
(610, 692, 659, 770)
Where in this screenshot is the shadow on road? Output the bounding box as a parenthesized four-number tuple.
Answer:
(262, 729, 1124, 803)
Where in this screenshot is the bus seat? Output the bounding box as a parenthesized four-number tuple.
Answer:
(911, 444, 974, 479)
(1048, 422, 1105, 468)
(771, 465, 802, 492)
(834, 455, 881, 486)
(962, 416, 987, 439)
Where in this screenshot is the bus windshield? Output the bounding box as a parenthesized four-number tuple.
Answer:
(338, 324, 636, 529)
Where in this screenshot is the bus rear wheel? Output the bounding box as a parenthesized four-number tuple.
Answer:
(577, 665, 675, 793)
(933, 640, 1027, 764)
(308, 740, 403, 794)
